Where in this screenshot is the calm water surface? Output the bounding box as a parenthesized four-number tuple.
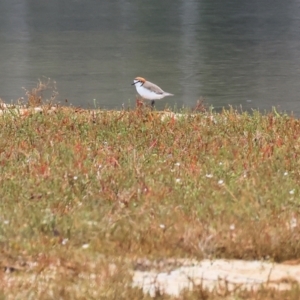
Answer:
(1, 0, 300, 114)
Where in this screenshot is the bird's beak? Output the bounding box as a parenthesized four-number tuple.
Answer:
(131, 82, 136, 85)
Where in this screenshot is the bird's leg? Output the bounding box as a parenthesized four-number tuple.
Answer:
(151, 100, 155, 108)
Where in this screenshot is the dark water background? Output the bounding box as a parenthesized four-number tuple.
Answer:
(1, 0, 300, 114)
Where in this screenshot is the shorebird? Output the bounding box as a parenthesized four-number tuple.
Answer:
(132, 77, 174, 107)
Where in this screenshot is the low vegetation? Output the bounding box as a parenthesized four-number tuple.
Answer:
(0, 82, 300, 298)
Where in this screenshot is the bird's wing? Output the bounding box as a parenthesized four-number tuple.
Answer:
(143, 81, 164, 94)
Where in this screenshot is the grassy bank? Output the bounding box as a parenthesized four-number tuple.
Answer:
(0, 104, 300, 298)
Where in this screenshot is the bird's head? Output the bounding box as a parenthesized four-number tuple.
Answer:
(132, 77, 146, 86)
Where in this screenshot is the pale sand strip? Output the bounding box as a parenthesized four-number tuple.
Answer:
(132, 259, 300, 297)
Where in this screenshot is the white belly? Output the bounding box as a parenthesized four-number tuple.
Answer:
(135, 85, 166, 100)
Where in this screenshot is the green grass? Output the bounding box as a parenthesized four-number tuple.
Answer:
(0, 104, 300, 298)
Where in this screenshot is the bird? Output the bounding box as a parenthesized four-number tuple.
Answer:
(132, 77, 174, 107)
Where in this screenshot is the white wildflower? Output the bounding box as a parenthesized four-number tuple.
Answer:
(62, 238, 68, 245)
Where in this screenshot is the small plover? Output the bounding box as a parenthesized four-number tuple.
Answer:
(132, 77, 174, 107)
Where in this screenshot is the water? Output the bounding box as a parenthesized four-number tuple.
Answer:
(1, 0, 300, 114)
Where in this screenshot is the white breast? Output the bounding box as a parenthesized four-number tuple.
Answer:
(135, 84, 166, 100)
